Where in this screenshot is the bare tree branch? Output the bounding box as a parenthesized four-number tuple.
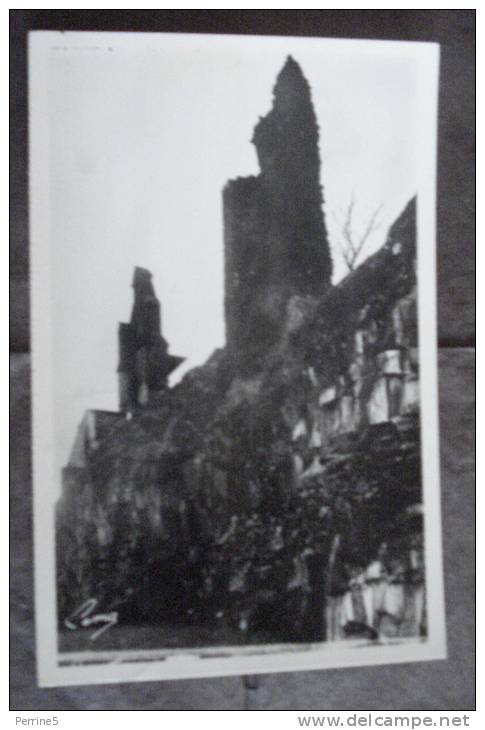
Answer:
(333, 198, 382, 272)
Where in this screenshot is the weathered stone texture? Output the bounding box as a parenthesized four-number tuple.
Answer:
(57, 196, 422, 644)
(117, 267, 184, 411)
(57, 59, 424, 649)
(224, 57, 332, 371)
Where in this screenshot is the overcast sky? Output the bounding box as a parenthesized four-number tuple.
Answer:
(39, 32, 421, 474)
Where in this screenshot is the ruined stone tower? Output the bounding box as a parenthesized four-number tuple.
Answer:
(117, 267, 184, 410)
(223, 56, 332, 370)
(57, 52, 423, 642)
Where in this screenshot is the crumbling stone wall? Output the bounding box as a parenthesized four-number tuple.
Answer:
(117, 267, 184, 411)
(56, 56, 423, 646)
(57, 197, 423, 644)
(224, 57, 332, 372)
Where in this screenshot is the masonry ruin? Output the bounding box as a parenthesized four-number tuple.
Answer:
(118, 266, 184, 411)
(56, 57, 424, 649)
(224, 56, 332, 371)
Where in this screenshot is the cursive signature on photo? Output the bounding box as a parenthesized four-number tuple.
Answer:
(64, 598, 118, 640)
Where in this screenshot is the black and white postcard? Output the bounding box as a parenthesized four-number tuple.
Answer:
(29, 31, 445, 686)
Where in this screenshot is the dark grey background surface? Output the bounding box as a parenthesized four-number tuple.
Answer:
(10, 9, 475, 711)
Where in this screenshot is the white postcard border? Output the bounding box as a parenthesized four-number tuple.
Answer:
(29, 31, 445, 688)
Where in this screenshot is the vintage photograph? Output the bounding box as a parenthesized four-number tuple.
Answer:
(29, 31, 445, 686)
